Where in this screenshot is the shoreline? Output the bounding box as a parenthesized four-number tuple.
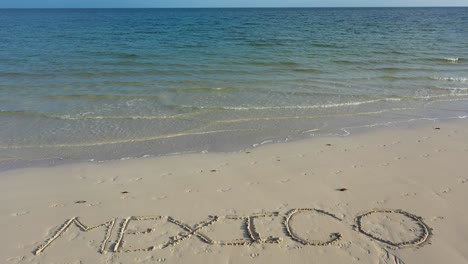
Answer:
(1, 118, 468, 263)
(2, 96, 468, 171)
(2, 108, 467, 172)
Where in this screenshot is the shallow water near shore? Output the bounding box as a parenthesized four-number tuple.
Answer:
(1, 7, 468, 168)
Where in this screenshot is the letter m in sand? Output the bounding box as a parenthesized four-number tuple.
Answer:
(35, 217, 116, 255)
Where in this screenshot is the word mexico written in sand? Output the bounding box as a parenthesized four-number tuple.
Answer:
(34, 208, 432, 255)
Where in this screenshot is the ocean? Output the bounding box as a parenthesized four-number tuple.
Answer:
(1, 7, 468, 168)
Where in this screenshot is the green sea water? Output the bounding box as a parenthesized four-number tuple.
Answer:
(1, 8, 468, 168)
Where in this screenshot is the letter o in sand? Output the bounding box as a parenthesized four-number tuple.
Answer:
(284, 208, 342, 246)
(355, 209, 432, 249)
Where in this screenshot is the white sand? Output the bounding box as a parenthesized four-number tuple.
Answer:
(1, 119, 468, 263)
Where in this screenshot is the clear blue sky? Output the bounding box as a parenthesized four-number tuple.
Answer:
(1, 0, 467, 8)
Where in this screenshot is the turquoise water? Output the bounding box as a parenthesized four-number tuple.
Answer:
(1, 8, 468, 167)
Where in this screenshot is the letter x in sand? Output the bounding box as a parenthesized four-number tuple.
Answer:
(162, 216, 218, 248)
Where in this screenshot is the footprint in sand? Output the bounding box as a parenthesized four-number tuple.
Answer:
(431, 216, 445, 222)
(6, 256, 25, 262)
(458, 178, 467, 184)
(435, 188, 451, 196)
(151, 195, 167, 200)
(217, 187, 232, 193)
(276, 203, 289, 210)
(130, 177, 143, 182)
(250, 253, 259, 258)
(441, 188, 451, 194)
(219, 162, 229, 167)
(85, 202, 102, 207)
(49, 203, 65, 208)
(94, 179, 105, 185)
(416, 136, 430, 143)
(374, 199, 387, 205)
(316, 150, 324, 154)
(402, 192, 417, 198)
(160, 172, 172, 178)
(421, 154, 430, 158)
(11, 211, 30, 217)
(279, 178, 291, 183)
(379, 162, 390, 167)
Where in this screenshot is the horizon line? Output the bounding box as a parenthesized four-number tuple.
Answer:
(1, 6, 467, 9)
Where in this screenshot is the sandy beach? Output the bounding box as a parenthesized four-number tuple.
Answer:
(0, 118, 467, 263)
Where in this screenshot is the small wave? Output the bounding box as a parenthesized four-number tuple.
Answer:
(53, 114, 195, 121)
(373, 67, 402, 73)
(409, 93, 468, 100)
(44, 94, 163, 101)
(421, 57, 463, 64)
(101, 61, 160, 67)
(310, 43, 340, 48)
(208, 107, 417, 124)
(292, 68, 324, 74)
(70, 69, 190, 78)
(83, 51, 140, 59)
(179, 98, 402, 111)
(179, 93, 468, 112)
(331, 60, 357, 65)
(133, 30, 167, 34)
(0, 128, 252, 149)
(444, 57, 461, 63)
(171, 87, 243, 93)
(0, 109, 198, 121)
(0, 72, 54, 78)
(169, 87, 354, 98)
(54, 112, 199, 120)
(379, 75, 402, 81)
(430, 77, 468, 82)
(245, 39, 289, 47)
(431, 86, 468, 92)
(250, 61, 300, 67)
(0, 110, 49, 119)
